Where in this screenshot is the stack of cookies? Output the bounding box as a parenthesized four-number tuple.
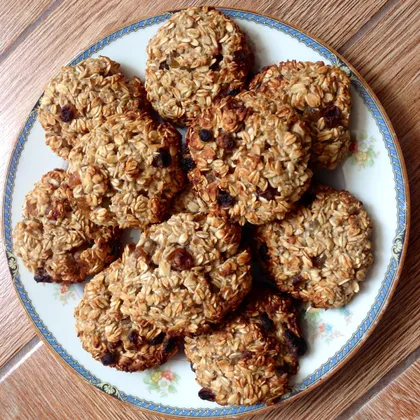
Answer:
(13, 6, 374, 407)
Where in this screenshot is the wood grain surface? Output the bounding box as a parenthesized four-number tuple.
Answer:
(0, 0, 419, 419)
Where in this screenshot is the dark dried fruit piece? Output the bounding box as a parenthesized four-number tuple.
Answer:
(216, 190, 235, 208)
(152, 148, 172, 168)
(312, 254, 327, 269)
(259, 243, 269, 262)
(257, 184, 279, 201)
(227, 88, 241, 97)
(216, 133, 235, 150)
(167, 248, 194, 271)
(284, 329, 307, 356)
(34, 268, 53, 283)
(127, 330, 138, 343)
(180, 157, 195, 173)
(210, 54, 223, 71)
(163, 337, 178, 354)
(323, 105, 341, 128)
(243, 350, 253, 359)
(198, 387, 216, 402)
(190, 362, 196, 372)
(232, 50, 250, 69)
(198, 129, 214, 142)
(260, 312, 274, 332)
(149, 331, 166, 346)
(291, 273, 305, 286)
(101, 351, 116, 365)
(159, 61, 169, 70)
(60, 105, 74, 123)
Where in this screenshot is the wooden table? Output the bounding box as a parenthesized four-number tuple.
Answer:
(0, 1, 419, 419)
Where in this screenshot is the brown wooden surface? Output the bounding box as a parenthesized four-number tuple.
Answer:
(351, 359, 420, 420)
(0, 1, 419, 419)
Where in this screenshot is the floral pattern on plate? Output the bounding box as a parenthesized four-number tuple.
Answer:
(143, 368, 181, 397)
(349, 130, 379, 168)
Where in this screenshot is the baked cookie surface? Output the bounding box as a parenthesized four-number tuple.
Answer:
(145, 6, 253, 125)
(13, 169, 119, 283)
(187, 91, 312, 225)
(75, 260, 179, 372)
(122, 212, 252, 336)
(256, 185, 374, 308)
(38, 56, 149, 159)
(67, 111, 185, 229)
(250, 61, 351, 170)
(184, 289, 306, 406)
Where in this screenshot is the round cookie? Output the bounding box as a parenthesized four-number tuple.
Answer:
(67, 111, 185, 229)
(145, 6, 253, 126)
(75, 260, 179, 372)
(255, 185, 374, 308)
(187, 91, 312, 225)
(250, 61, 351, 170)
(13, 169, 119, 283)
(171, 183, 209, 214)
(184, 288, 306, 406)
(122, 212, 252, 336)
(38, 56, 149, 159)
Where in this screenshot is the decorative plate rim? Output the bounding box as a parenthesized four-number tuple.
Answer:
(2, 7, 410, 419)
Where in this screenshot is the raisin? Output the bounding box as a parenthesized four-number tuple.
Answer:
(101, 351, 116, 366)
(216, 190, 235, 208)
(323, 105, 341, 128)
(284, 329, 307, 356)
(198, 129, 214, 142)
(149, 332, 166, 346)
(198, 387, 216, 402)
(258, 185, 278, 201)
(159, 61, 169, 70)
(190, 362, 196, 372)
(210, 54, 223, 71)
(312, 254, 326, 269)
(260, 312, 274, 332)
(275, 364, 292, 376)
(60, 105, 74, 123)
(243, 350, 253, 359)
(47, 209, 60, 221)
(180, 157, 195, 173)
(127, 330, 138, 343)
(152, 148, 172, 168)
(34, 268, 52, 283)
(228, 88, 241, 96)
(167, 248, 194, 271)
(216, 133, 235, 149)
(163, 338, 178, 354)
(259, 243, 269, 261)
(291, 274, 305, 286)
(232, 50, 250, 68)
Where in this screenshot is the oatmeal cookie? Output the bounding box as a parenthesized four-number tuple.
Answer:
(121, 212, 252, 336)
(256, 185, 374, 308)
(75, 260, 179, 372)
(185, 288, 306, 406)
(145, 6, 253, 125)
(38, 56, 149, 159)
(187, 91, 312, 225)
(13, 169, 119, 283)
(67, 111, 185, 229)
(250, 61, 351, 170)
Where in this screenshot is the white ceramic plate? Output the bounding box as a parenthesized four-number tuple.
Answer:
(4, 8, 409, 419)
